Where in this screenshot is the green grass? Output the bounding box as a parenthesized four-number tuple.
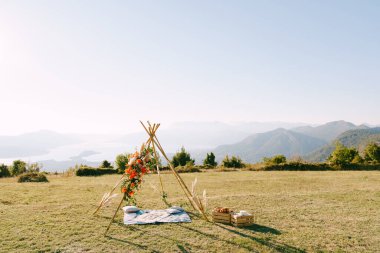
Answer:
(1, 171, 379, 252)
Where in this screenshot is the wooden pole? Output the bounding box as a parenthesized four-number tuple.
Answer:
(140, 121, 209, 221)
(104, 195, 125, 236)
(93, 174, 126, 215)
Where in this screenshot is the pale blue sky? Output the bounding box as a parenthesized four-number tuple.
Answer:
(0, 1, 379, 134)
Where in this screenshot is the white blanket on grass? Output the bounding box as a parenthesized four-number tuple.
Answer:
(123, 209, 191, 225)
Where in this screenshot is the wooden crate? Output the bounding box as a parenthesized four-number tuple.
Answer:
(212, 211, 232, 224)
(231, 214, 254, 227)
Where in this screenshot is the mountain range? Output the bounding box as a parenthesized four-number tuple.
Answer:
(1, 120, 379, 171)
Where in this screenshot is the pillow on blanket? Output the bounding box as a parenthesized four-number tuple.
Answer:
(123, 206, 140, 213)
(166, 206, 185, 214)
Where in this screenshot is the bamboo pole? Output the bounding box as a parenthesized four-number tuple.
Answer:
(140, 121, 209, 221)
(93, 174, 126, 215)
(104, 195, 125, 236)
(148, 124, 166, 199)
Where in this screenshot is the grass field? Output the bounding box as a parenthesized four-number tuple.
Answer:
(1, 171, 379, 252)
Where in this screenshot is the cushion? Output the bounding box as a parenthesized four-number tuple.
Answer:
(122, 206, 140, 213)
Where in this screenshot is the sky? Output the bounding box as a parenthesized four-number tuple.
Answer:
(1, 0, 379, 135)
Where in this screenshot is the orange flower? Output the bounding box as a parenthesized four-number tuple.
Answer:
(137, 159, 142, 164)
(122, 187, 127, 193)
(128, 191, 134, 197)
(130, 183, 135, 188)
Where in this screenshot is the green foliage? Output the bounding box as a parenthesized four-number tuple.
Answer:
(26, 162, 42, 173)
(222, 155, 245, 168)
(364, 143, 380, 164)
(75, 166, 118, 176)
(171, 147, 194, 167)
(100, 160, 112, 169)
(0, 164, 11, 178)
(10, 160, 27, 176)
(203, 152, 217, 167)
(263, 155, 287, 165)
(115, 153, 129, 174)
(328, 143, 360, 167)
(259, 162, 333, 171)
(175, 166, 202, 173)
(18, 172, 49, 183)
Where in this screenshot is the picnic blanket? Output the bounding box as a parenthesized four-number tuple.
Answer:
(123, 208, 191, 225)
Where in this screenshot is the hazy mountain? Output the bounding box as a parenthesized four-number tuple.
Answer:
(0, 130, 81, 158)
(118, 121, 308, 152)
(305, 127, 380, 162)
(204, 128, 327, 163)
(292, 120, 368, 142)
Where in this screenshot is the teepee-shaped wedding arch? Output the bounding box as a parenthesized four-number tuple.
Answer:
(93, 121, 208, 235)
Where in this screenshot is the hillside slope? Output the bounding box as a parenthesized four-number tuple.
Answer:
(211, 128, 327, 163)
(305, 127, 380, 162)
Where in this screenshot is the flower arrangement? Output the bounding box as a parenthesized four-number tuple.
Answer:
(120, 145, 158, 204)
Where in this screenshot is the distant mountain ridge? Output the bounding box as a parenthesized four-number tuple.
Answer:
(292, 120, 368, 142)
(198, 128, 327, 163)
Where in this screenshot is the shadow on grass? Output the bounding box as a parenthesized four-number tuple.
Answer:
(103, 214, 304, 253)
(214, 223, 305, 253)
(104, 235, 160, 252)
(243, 223, 281, 235)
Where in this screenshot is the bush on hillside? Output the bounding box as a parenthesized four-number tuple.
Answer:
(175, 166, 202, 173)
(263, 155, 287, 165)
(10, 160, 27, 176)
(258, 162, 333, 171)
(115, 153, 130, 174)
(328, 143, 360, 167)
(172, 147, 195, 167)
(18, 172, 49, 183)
(203, 152, 217, 167)
(0, 164, 11, 178)
(222, 155, 245, 168)
(75, 166, 118, 176)
(364, 143, 380, 164)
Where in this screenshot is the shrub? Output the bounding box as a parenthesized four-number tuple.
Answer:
(258, 162, 333, 171)
(364, 143, 380, 164)
(203, 152, 217, 167)
(10, 160, 27, 176)
(115, 153, 130, 174)
(0, 164, 11, 178)
(263, 155, 287, 165)
(100, 160, 112, 169)
(18, 172, 49, 183)
(175, 166, 202, 173)
(328, 143, 360, 167)
(75, 166, 118, 176)
(26, 162, 42, 173)
(222, 155, 245, 168)
(172, 147, 195, 167)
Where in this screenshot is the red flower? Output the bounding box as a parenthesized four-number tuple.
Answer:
(122, 187, 127, 193)
(137, 159, 142, 164)
(128, 191, 134, 197)
(130, 183, 135, 188)
(141, 167, 147, 174)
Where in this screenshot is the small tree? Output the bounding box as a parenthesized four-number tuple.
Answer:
(364, 143, 380, 164)
(100, 160, 112, 169)
(203, 152, 217, 167)
(115, 153, 129, 174)
(0, 164, 11, 178)
(26, 162, 42, 172)
(172, 147, 194, 167)
(328, 143, 359, 167)
(10, 160, 27, 176)
(222, 155, 245, 168)
(263, 155, 287, 165)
